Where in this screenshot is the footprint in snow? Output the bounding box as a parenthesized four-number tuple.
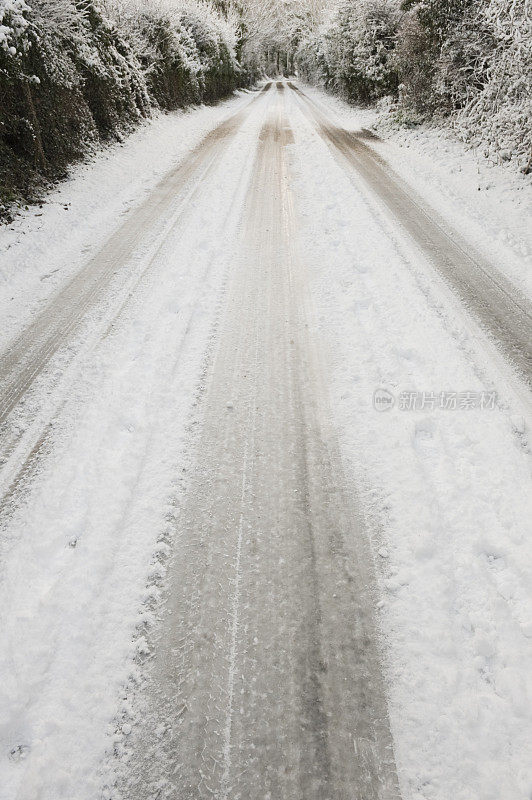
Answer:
(9, 744, 30, 762)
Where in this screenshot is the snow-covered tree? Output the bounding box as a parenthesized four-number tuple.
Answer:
(295, 0, 400, 101)
(0, 0, 31, 57)
(457, 0, 531, 167)
(295, 0, 530, 169)
(0, 0, 245, 215)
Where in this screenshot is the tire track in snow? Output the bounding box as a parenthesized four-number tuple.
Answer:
(0, 85, 273, 800)
(0, 83, 272, 429)
(119, 81, 399, 800)
(0, 84, 273, 513)
(288, 82, 532, 388)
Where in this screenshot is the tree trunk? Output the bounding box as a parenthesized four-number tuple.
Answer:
(23, 82, 47, 171)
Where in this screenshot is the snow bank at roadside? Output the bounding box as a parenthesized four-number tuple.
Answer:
(299, 83, 532, 300)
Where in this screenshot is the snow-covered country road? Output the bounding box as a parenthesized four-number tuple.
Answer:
(118, 87, 399, 800)
(0, 81, 531, 800)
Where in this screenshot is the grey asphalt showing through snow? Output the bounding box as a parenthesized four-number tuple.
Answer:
(118, 84, 400, 800)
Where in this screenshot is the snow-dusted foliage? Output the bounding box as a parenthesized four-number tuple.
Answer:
(0, 0, 244, 214)
(455, 0, 531, 167)
(296, 0, 531, 170)
(394, 0, 500, 123)
(395, 0, 531, 167)
(238, 0, 329, 76)
(298, 0, 400, 103)
(0, 0, 147, 213)
(109, 0, 242, 106)
(0, 0, 30, 55)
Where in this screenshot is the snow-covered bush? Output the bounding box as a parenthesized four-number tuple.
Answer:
(394, 0, 531, 166)
(297, 27, 330, 85)
(297, 0, 530, 170)
(0, 0, 245, 214)
(329, 0, 400, 102)
(0, 0, 152, 212)
(0, 0, 31, 57)
(391, 9, 433, 115)
(110, 0, 242, 108)
(296, 0, 400, 104)
(180, 2, 241, 101)
(394, 0, 492, 115)
(456, 0, 531, 167)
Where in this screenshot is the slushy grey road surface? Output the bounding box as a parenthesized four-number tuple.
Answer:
(120, 84, 400, 800)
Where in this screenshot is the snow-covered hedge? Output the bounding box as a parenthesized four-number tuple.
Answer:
(110, 0, 242, 107)
(0, 0, 245, 215)
(0, 0, 30, 55)
(296, 0, 531, 171)
(455, 0, 531, 167)
(298, 0, 400, 104)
